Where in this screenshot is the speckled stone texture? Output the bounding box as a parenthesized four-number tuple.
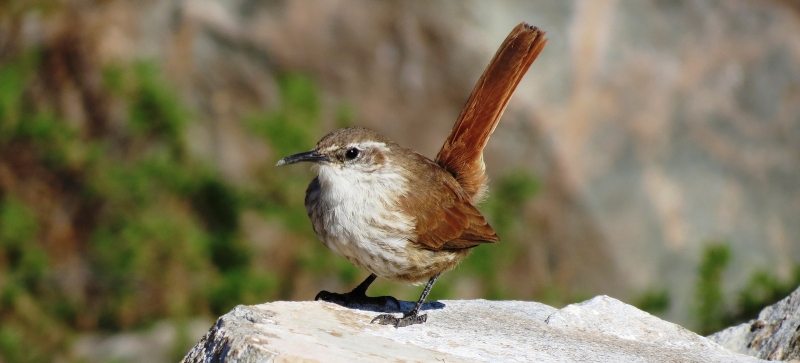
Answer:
(182, 297, 766, 363)
(709, 285, 800, 361)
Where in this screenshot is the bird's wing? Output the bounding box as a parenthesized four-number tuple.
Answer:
(399, 160, 498, 251)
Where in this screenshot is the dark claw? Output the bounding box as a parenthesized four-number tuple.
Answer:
(314, 290, 338, 302)
(371, 313, 427, 328)
(315, 290, 401, 310)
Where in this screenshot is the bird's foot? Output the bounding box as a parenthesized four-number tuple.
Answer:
(370, 311, 427, 328)
(315, 290, 401, 310)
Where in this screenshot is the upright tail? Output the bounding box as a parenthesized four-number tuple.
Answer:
(435, 23, 547, 203)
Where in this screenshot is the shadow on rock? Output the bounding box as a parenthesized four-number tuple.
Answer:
(322, 299, 446, 314)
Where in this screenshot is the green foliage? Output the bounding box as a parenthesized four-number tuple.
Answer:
(80, 60, 283, 324)
(102, 62, 126, 93)
(691, 242, 799, 335)
(0, 196, 48, 304)
(246, 73, 320, 157)
(17, 112, 81, 167)
(0, 196, 66, 363)
(191, 177, 249, 273)
(0, 197, 39, 245)
(169, 319, 198, 363)
(634, 288, 670, 315)
(485, 170, 540, 237)
(0, 54, 286, 361)
(243, 73, 325, 241)
(728, 265, 800, 324)
(0, 60, 27, 139)
(128, 61, 189, 153)
(207, 268, 278, 315)
(694, 242, 731, 335)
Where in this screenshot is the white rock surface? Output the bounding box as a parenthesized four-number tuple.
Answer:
(708, 286, 800, 361)
(182, 297, 766, 363)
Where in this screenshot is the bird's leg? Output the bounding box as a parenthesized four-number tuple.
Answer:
(371, 274, 440, 328)
(315, 273, 401, 309)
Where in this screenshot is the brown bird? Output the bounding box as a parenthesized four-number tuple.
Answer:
(276, 23, 547, 327)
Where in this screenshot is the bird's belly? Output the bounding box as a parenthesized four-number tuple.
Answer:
(321, 230, 467, 284)
(306, 168, 468, 283)
(307, 188, 464, 283)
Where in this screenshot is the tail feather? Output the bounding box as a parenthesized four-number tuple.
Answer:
(435, 23, 547, 202)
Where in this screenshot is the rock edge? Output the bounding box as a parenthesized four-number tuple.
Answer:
(182, 296, 768, 363)
(708, 286, 800, 361)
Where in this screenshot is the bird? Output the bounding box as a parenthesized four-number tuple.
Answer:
(276, 23, 547, 327)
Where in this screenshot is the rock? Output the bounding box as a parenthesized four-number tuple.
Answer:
(708, 286, 800, 361)
(182, 297, 764, 363)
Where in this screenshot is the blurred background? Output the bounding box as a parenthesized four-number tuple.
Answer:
(1, 0, 800, 362)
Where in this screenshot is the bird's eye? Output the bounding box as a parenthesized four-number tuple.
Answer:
(345, 147, 360, 160)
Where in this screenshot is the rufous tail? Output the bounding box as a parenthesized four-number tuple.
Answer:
(435, 23, 547, 203)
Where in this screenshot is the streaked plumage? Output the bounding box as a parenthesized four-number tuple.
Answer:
(277, 23, 547, 327)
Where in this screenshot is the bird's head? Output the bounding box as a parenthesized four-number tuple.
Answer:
(276, 126, 397, 174)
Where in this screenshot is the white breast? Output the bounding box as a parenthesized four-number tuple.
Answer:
(310, 163, 416, 278)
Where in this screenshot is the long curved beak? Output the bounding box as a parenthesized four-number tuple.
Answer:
(276, 150, 329, 166)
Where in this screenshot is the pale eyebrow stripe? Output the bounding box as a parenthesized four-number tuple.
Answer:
(351, 141, 388, 151)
